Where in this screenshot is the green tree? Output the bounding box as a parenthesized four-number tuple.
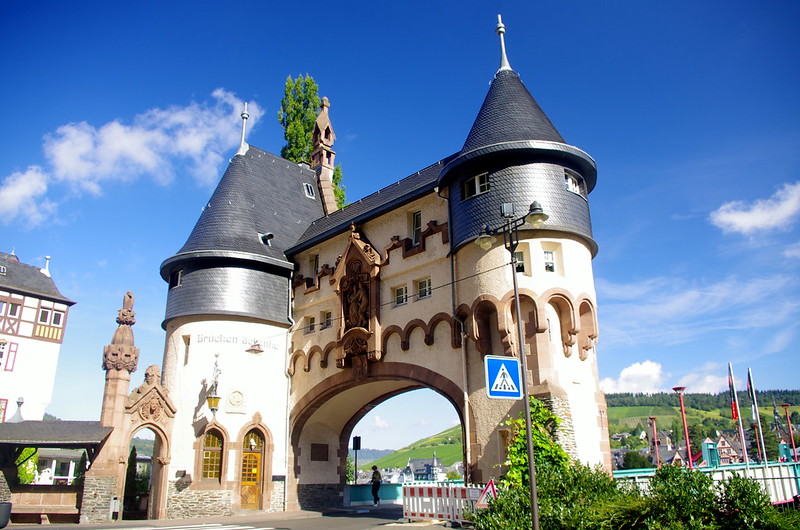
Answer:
(621, 450, 653, 470)
(278, 74, 320, 164)
(346, 454, 355, 483)
(15, 447, 38, 484)
(278, 74, 346, 206)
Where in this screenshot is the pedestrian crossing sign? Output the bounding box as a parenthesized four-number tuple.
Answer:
(484, 355, 523, 399)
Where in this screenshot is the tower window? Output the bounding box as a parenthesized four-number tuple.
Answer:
(416, 278, 432, 300)
(305, 316, 316, 333)
(169, 269, 184, 289)
(394, 285, 408, 306)
(321, 311, 332, 329)
(0, 266, 6, 275)
(303, 183, 316, 198)
(544, 250, 556, 272)
(410, 211, 422, 246)
(462, 173, 490, 200)
(309, 254, 319, 285)
(564, 169, 584, 196)
(514, 251, 526, 273)
(52, 311, 64, 327)
(202, 430, 223, 480)
(38, 308, 51, 325)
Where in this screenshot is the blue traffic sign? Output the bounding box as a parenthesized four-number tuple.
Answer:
(484, 355, 523, 400)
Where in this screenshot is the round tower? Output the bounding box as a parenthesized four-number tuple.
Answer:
(441, 17, 609, 467)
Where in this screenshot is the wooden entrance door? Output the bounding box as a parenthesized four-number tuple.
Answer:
(240, 430, 264, 510)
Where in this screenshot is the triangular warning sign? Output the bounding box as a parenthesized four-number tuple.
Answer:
(491, 363, 519, 394)
(475, 479, 497, 509)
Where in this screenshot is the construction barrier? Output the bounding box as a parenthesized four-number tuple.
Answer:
(402, 483, 483, 524)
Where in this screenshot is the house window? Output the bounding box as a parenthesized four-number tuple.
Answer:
(321, 311, 332, 329)
(564, 169, 583, 196)
(52, 311, 64, 327)
(7, 303, 19, 318)
(410, 210, 422, 246)
(0, 399, 6, 422)
(514, 251, 525, 273)
(306, 316, 316, 333)
(417, 278, 432, 300)
(303, 183, 316, 198)
(1, 342, 16, 371)
(394, 286, 408, 306)
(309, 254, 319, 285)
(38, 308, 51, 325)
(0, 301, 4, 315)
(202, 430, 223, 480)
(169, 269, 183, 289)
(0, 266, 6, 275)
(544, 250, 556, 272)
(462, 172, 490, 199)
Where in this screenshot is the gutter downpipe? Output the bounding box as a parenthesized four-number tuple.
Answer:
(438, 186, 471, 485)
(284, 270, 295, 510)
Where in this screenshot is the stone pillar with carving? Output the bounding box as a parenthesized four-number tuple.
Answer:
(82, 292, 141, 522)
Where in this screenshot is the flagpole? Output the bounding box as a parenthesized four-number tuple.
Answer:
(748, 368, 768, 464)
(729, 363, 749, 467)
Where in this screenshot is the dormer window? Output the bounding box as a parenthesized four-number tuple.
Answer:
(462, 173, 490, 200)
(303, 183, 316, 198)
(260, 233, 274, 246)
(169, 269, 184, 289)
(0, 266, 6, 275)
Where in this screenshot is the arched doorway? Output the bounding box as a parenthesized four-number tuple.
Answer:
(240, 429, 265, 509)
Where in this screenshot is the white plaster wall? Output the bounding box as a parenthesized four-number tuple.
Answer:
(0, 335, 60, 420)
(162, 318, 290, 478)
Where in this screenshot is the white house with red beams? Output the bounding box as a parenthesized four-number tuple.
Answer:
(0, 251, 75, 422)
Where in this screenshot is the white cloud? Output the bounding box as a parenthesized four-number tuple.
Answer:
(600, 360, 667, 393)
(1, 90, 262, 225)
(0, 166, 56, 226)
(709, 181, 800, 235)
(785, 242, 800, 259)
(372, 415, 389, 428)
(598, 274, 797, 347)
(44, 89, 263, 192)
(674, 372, 728, 394)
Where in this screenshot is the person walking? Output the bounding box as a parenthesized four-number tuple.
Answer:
(370, 465, 382, 506)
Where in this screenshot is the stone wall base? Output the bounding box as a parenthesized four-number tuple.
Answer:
(540, 394, 578, 460)
(80, 475, 116, 524)
(165, 481, 234, 519)
(267, 476, 285, 512)
(297, 483, 340, 510)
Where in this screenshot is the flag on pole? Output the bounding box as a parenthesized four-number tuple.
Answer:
(748, 368, 768, 462)
(728, 364, 739, 421)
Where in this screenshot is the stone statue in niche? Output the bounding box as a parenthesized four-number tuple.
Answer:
(341, 260, 370, 330)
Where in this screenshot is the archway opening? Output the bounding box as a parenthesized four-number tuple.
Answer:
(122, 427, 160, 520)
(349, 388, 462, 485)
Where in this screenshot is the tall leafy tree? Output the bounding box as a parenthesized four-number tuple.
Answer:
(278, 74, 320, 163)
(278, 74, 346, 206)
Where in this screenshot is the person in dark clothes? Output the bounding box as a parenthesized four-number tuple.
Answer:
(371, 465, 382, 506)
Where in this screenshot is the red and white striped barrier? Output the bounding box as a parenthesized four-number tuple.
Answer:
(402, 483, 483, 524)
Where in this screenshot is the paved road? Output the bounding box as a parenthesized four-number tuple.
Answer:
(28, 506, 450, 530)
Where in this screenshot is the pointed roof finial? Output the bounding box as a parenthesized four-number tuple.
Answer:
(496, 14, 512, 72)
(236, 102, 250, 156)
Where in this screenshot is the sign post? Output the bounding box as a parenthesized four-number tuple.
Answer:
(485, 355, 523, 400)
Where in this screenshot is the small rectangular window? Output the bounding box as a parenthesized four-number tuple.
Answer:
(0, 301, 5, 315)
(169, 269, 183, 289)
(394, 286, 408, 306)
(0, 398, 6, 422)
(417, 278, 432, 299)
(462, 173, 490, 200)
(51, 311, 64, 327)
(321, 311, 332, 329)
(0, 266, 6, 275)
(306, 316, 316, 333)
(38, 308, 51, 325)
(514, 251, 526, 273)
(410, 211, 422, 246)
(304, 183, 316, 198)
(564, 169, 583, 196)
(310, 443, 329, 461)
(544, 250, 556, 272)
(8, 303, 20, 318)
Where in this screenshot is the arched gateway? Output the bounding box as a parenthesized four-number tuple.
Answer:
(87, 18, 610, 520)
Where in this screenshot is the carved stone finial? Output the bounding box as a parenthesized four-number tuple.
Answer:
(103, 291, 140, 373)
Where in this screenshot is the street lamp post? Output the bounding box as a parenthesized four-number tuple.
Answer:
(649, 417, 661, 467)
(206, 353, 221, 415)
(673, 386, 693, 469)
(475, 201, 548, 530)
(782, 404, 797, 462)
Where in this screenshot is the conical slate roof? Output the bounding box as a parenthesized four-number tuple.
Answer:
(459, 69, 564, 155)
(172, 146, 325, 265)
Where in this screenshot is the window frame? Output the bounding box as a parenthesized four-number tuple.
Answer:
(394, 285, 408, 307)
(461, 172, 490, 200)
(321, 311, 332, 329)
(38, 308, 51, 325)
(7, 303, 20, 318)
(51, 310, 64, 327)
(544, 250, 556, 273)
(410, 210, 422, 246)
(201, 430, 224, 481)
(416, 278, 432, 300)
(303, 183, 316, 198)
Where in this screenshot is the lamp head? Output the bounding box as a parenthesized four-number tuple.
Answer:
(672, 386, 686, 394)
(524, 201, 549, 228)
(474, 225, 497, 251)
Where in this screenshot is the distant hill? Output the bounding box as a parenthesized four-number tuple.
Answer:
(359, 425, 462, 470)
(352, 449, 393, 465)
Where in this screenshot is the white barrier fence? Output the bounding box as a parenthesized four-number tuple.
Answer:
(615, 462, 800, 505)
(402, 483, 483, 524)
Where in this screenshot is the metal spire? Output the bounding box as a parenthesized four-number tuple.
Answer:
(496, 14, 512, 72)
(236, 102, 250, 156)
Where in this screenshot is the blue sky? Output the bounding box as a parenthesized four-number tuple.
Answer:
(1, 1, 798, 449)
